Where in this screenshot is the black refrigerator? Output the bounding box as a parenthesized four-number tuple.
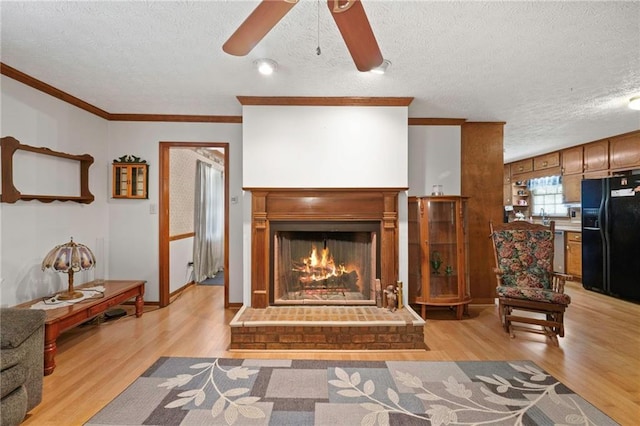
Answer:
(581, 175, 640, 302)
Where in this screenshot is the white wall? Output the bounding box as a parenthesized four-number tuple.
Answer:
(408, 126, 461, 196)
(0, 76, 109, 307)
(107, 122, 243, 304)
(241, 104, 412, 305)
(243, 106, 408, 188)
(403, 126, 461, 305)
(1, 75, 460, 309)
(170, 236, 194, 294)
(0, 77, 245, 306)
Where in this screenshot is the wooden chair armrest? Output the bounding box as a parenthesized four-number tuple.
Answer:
(550, 272, 572, 293)
(553, 272, 573, 280)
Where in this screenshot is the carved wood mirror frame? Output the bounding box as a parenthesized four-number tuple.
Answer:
(1, 136, 94, 203)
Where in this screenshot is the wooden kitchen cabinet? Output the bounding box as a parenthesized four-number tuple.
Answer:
(562, 174, 582, 203)
(503, 165, 512, 205)
(503, 164, 511, 185)
(609, 132, 640, 171)
(583, 170, 609, 180)
(562, 146, 583, 175)
(510, 158, 533, 175)
(408, 196, 471, 320)
(583, 140, 609, 173)
(565, 232, 582, 279)
(534, 152, 560, 171)
(503, 184, 512, 206)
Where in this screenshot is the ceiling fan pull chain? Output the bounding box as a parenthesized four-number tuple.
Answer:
(316, 0, 322, 55)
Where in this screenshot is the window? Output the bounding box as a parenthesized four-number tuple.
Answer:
(529, 176, 568, 216)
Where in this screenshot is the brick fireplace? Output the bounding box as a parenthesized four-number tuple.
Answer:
(246, 188, 402, 308)
(230, 188, 425, 351)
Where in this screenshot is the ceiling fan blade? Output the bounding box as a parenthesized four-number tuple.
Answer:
(327, 0, 383, 72)
(223, 0, 299, 56)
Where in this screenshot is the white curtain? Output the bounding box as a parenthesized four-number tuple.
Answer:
(193, 160, 224, 282)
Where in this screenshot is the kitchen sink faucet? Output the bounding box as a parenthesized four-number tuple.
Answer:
(540, 208, 550, 225)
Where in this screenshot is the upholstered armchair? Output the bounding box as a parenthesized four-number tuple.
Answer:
(1, 308, 46, 425)
(489, 221, 572, 345)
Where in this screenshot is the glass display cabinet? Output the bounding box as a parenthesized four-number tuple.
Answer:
(408, 196, 471, 319)
(112, 155, 148, 199)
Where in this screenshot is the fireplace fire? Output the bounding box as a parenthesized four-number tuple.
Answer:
(271, 223, 378, 305)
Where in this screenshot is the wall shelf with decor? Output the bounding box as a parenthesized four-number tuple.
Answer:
(511, 181, 530, 217)
(112, 155, 148, 199)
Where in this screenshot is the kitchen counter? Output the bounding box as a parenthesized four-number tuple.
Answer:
(509, 220, 582, 232)
(555, 223, 582, 232)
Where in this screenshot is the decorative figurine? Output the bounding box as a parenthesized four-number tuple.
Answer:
(396, 281, 404, 310)
(430, 251, 442, 274)
(384, 285, 398, 312)
(445, 265, 453, 276)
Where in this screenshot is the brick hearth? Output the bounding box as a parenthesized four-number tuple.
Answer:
(229, 306, 426, 351)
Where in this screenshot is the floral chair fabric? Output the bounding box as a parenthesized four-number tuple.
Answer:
(490, 220, 572, 345)
(492, 228, 571, 305)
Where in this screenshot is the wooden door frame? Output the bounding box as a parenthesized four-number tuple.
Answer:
(159, 142, 230, 308)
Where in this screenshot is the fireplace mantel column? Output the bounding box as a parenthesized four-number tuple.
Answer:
(381, 191, 399, 286)
(251, 191, 269, 308)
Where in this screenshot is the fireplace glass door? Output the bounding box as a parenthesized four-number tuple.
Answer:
(272, 229, 377, 305)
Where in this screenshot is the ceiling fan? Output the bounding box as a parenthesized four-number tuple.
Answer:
(222, 0, 383, 72)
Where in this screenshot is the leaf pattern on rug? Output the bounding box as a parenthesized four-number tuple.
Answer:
(159, 359, 265, 425)
(86, 358, 615, 426)
(329, 362, 601, 426)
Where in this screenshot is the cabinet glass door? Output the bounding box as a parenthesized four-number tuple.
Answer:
(131, 166, 147, 198)
(427, 200, 458, 299)
(115, 166, 128, 197)
(113, 163, 148, 199)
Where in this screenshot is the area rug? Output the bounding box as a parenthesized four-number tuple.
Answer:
(86, 357, 615, 426)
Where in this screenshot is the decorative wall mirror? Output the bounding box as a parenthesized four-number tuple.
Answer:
(1, 136, 94, 203)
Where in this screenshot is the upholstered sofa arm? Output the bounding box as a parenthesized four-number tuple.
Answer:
(1, 309, 46, 350)
(1, 307, 46, 425)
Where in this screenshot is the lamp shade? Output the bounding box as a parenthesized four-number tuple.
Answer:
(42, 237, 96, 300)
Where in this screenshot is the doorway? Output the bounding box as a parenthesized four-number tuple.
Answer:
(159, 142, 229, 308)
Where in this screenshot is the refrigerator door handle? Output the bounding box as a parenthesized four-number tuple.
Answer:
(601, 179, 610, 293)
(603, 185, 611, 236)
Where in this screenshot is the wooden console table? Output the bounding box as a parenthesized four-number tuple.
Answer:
(16, 280, 145, 375)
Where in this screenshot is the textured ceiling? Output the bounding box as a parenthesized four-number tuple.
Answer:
(1, 0, 639, 162)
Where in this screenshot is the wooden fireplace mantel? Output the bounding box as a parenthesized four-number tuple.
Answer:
(245, 188, 405, 308)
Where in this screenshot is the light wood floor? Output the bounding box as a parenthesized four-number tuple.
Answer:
(24, 281, 638, 425)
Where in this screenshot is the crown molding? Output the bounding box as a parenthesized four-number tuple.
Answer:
(3, 63, 479, 126)
(1, 62, 111, 119)
(237, 96, 414, 107)
(1, 62, 241, 123)
(464, 121, 507, 125)
(408, 118, 467, 126)
(108, 114, 242, 123)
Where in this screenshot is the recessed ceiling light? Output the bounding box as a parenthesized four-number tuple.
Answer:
(254, 58, 277, 76)
(369, 59, 391, 75)
(629, 96, 640, 110)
